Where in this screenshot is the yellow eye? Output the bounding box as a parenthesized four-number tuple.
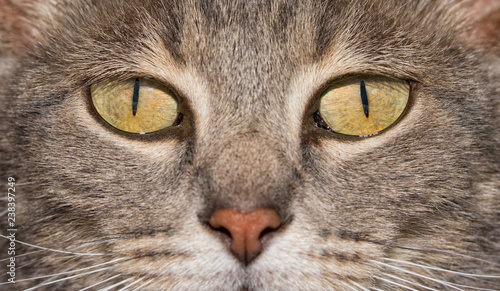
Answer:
(91, 78, 178, 134)
(318, 76, 409, 136)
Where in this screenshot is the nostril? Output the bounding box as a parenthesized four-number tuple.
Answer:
(259, 227, 275, 240)
(208, 208, 281, 264)
(210, 224, 232, 240)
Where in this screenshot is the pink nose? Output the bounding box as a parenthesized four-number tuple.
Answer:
(208, 208, 281, 264)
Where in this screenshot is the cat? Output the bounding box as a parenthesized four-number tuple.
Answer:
(0, 0, 499, 290)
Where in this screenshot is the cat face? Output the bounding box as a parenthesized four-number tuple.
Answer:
(1, 0, 499, 290)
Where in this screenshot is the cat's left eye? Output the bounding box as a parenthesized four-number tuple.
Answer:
(317, 76, 410, 137)
(90, 78, 179, 134)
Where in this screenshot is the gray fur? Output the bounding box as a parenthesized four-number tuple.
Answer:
(0, 0, 499, 290)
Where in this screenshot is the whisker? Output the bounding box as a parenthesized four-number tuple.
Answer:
(116, 278, 143, 291)
(376, 260, 500, 291)
(383, 272, 439, 291)
(130, 279, 154, 291)
(0, 250, 45, 262)
(76, 238, 119, 249)
(350, 280, 370, 291)
(22, 266, 112, 291)
(374, 275, 419, 291)
(0, 258, 125, 285)
(394, 261, 500, 290)
(78, 274, 121, 291)
(12, 181, 40, 186)
(339, 281, 358, 290)
(34, 261, 84, 289)
(383, 258, 500, 279)
(421, 267, 440, 282)
(0, 234, 105, 256)
(0, 238, 114, 264)
(1, 238, 115, 276)
(439, 282, 500, 291)
(1, 240, 116, 280)
(468, 278, 500, 289)
(369, 260, 465, 291)
(367, 240, 500, 266)
(0, 209, 7, 217)
(1, 255, 81, 281)
(1, 253, 89, 281)
(99, 278, 133, 291)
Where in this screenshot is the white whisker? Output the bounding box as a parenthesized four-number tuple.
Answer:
(350, 280, 370, 291)
(383, 272, 439, 291)
(78, 274, 121, 291)
(13, 181, 40, 186)
(374, 275, 419, 291)
(379, 243, 500, 266)
(421, 267, 440, 282)
(378, 261, 500, 291)
(0, 258, 125, 285)
(369, 260, 465, 291)
(383, 258, 500, 279)
(23, 266, 111, 291)
(399, 263, 500, 290)
(339, 281, 358, 291)
(116, 278, 143, 291)
(1, 256, 49, 280)
(130, 279, 154, 291)
(0, 250, 45, 262)
(0, 239, 113, 264)
(0, 209, 7, 217)
(0, 234, 104, 256)
(76, 238, 119, 249)
(99, 278, 133, 291)
(440, 282, 500, 291)
(35, 261, 84, 288)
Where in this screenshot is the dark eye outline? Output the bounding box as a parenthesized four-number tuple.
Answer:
(312, 77, 413, 138)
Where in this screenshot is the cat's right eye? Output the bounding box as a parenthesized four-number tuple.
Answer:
(90, 78, 179, 134)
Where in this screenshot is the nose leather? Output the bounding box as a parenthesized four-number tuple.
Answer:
(208, 208, 281, 264)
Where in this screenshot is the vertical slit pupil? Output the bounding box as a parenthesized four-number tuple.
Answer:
(360, 80, 369, 118)
(132, 78, 140, 116)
